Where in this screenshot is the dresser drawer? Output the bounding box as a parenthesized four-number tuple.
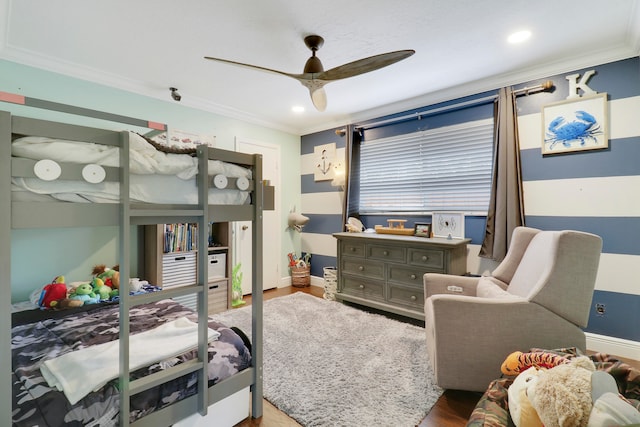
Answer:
(367, 244, 405, 262)
(208, 280, 228, 314)
(387, 283, 424, 310)
(341, 276, 385, 302)
(341, 257, 384, 280)
(407, 248, 444, 270)
(162, 252, 196, 288)
(340, 240, 365, 258)
(387, 264, 425, 287)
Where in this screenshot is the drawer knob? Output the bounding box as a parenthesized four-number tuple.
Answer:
(422, 255, 428, 261)
(358, 265, 364, 271)
(410, 295, 417, 301)
(350, 247, 356, 252)
(383, 250, 389, 256)
(359, 284, 365, 289)
(410, 274, 417, 280)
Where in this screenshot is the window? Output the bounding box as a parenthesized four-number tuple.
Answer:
(358, 119, 494, 214)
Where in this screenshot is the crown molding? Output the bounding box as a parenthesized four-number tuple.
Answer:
(2, 39, 638, 137)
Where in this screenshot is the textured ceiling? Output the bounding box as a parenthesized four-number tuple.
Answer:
(1, 0, 639, 135)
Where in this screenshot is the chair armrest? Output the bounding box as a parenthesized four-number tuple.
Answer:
(423, 273, 480, 299)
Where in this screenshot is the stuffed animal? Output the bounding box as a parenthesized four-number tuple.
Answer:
(92, 264, 120, 290)
(91, 277, 112, 301)
(506, 354, 640, 427)
(54, 298, 84, 309)
(68, 283, 100, 305)
(37, 275, 68, 309)
(501, 350, 570, 376)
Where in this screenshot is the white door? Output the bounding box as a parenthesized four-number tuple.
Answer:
(234, 138, 280, 294)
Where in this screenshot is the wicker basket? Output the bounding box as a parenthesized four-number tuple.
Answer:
(291, 265, 311, 287)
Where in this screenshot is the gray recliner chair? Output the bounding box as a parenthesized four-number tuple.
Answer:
(423, 226, 603, 392)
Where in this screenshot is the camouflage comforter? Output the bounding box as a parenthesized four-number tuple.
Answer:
(12, 299, 252, 426)
(466, 348, 640, 427)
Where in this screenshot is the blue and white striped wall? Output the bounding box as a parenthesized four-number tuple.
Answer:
(515, 57, 640, 357)
(301, 56, 640, 358)
(300, 130, 346, 281)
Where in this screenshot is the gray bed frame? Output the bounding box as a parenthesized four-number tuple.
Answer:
(1, 108, 270, 426)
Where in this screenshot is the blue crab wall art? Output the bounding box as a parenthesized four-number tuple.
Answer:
(544, 110, 603, 151)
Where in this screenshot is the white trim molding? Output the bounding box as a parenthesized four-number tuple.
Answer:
(586, 332, 640, 361)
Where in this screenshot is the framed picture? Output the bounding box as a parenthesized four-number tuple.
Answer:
(432, 212, 465, 239)
(541, 93, 608, 155)
(414, 222, 432, 237)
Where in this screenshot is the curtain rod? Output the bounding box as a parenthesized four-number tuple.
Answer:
(354, 80, 554, 131)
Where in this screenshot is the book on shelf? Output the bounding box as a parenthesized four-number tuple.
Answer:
(162, 223, 217, 253)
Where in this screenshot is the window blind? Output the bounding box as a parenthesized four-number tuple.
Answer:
(359, 118, 494, 214)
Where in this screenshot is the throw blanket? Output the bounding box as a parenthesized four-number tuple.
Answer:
(41, 317, 220, 405)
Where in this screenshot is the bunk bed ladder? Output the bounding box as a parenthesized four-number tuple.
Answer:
(117, 141, 212, 426)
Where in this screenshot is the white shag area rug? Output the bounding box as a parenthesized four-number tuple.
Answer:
(211, 292, 443, 427)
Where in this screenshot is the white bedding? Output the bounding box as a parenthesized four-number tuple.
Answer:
(11, 133, 252, 204)
(40, 316, 220, 405)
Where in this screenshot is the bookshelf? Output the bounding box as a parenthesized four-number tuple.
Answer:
(144, 222, 232, 314)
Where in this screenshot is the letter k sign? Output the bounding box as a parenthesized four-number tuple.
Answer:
(565, 70, 597, 99)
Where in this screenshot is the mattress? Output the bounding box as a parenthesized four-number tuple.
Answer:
(11, 133, 252, 205)
(11, 299, 251, 426)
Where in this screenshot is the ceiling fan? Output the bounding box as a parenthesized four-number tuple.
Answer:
(204, 35, 415, 112)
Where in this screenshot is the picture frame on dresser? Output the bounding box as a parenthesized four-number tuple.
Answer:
(414, 222, 432, 237)
(432, 211, 465, 239)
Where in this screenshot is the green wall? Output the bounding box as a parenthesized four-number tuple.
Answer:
(2, 59, 302, 302)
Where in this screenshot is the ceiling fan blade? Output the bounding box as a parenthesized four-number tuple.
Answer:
(204, 56, 305, 80)
(316, 50, 415, 81)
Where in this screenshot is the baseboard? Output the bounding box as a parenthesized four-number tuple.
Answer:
(586, 332, 640, 361)
(280, 275, 323, 289)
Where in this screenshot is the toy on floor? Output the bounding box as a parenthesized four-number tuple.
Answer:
(37, 275, 68, 309)
(504, 352, 640, 427)
(231, 263, 245, 307)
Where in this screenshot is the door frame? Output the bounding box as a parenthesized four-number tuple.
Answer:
(234, 137, 281, 293)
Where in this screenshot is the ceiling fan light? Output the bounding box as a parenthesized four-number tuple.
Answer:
(310, 88, 327, 112)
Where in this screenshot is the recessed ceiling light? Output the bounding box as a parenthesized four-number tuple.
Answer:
(292, 105, 305, 113)
(507, 30, 532, 44)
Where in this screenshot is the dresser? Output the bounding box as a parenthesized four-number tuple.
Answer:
(333, 232, 470, 320)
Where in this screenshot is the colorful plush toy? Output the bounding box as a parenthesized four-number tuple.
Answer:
(505, 353, 640, 427)
(91, 277, 112, 301)
(68, 283, 100, 305)
(92, 264, 120, 290)
(37, 275, 68, 309)
(501, 350, 570, 376)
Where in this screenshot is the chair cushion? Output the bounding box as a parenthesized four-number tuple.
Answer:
(477, 277, 524, 300)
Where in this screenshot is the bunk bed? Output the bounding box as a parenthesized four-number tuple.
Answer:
(1, 102, 271, 426)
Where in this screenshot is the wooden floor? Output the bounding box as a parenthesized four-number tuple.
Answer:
(235, 285, 639, 427)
